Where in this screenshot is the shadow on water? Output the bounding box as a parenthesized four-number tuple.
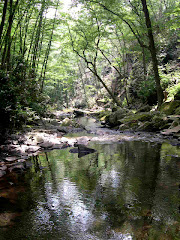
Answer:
(0, 140, 180, 239)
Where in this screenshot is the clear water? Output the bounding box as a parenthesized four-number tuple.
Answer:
(0, 140, 180, 240)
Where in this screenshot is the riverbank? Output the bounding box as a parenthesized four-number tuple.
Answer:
(0, 110, 179, 179)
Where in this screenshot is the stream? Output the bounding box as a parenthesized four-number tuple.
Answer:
(0, 117, 180, 239)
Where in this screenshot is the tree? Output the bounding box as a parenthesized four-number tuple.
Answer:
(75, 0, 165, 107)
(140, 0, 164, 107)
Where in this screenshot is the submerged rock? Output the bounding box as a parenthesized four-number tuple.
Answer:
(69, 144, 96, 158)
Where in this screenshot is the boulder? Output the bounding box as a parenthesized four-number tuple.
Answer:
(160, 100, 180, 115)
(61, 118, 72, 126)
(39, 141, 53, 149)
(106, 108, 129, 127)
(120, 112, 152, 124)
(75, 136, 90, 146)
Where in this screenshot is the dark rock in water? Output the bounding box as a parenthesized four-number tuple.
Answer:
(77, 144, 96, 153)
(61, 143, 70, 149)
(74, 110, 85, 117)
(69, 145, 96, 158)
(69, 148, 79, 153)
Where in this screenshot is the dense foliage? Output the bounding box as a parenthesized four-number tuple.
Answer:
(0, 0, 179, 135)
(0, 0, 60, 135)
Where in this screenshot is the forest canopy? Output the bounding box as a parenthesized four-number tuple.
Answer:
(0, 0, 179, 132)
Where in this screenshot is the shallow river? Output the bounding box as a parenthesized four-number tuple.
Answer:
(0, 118, 180, 239)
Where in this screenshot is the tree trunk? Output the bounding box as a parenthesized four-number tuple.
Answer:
(89, 65, 121, 106)
(78, 62, 88, 104)
(0, 0, 8, 42)
(141, 0, 164, 108)
(1, 0, 19, 69)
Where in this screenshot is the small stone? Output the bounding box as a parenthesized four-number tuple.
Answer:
(5, 156, 18, 162)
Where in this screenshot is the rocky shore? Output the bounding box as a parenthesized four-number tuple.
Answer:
(0, 102, 180, 179)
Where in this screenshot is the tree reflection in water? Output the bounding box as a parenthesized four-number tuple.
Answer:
(0, 141, 179, 240)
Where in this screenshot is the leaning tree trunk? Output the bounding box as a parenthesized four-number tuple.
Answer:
(0, 0, 8, 42)
(141, 0, 164, 108)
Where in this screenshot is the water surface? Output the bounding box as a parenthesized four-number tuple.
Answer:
(0, 140, 179, 239)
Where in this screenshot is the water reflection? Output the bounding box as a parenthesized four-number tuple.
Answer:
(0, 141, 179, 239)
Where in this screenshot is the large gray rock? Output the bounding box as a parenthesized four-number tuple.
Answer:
(106, 108, 129, 127)
(39, 142, 53, 149)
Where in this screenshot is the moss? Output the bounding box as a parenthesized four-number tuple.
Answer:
(61, 118, 72, 126)
(120, 112, 152, 124)
(92, 110, 111, 119)
(160, 100, 180, 115)
(107, 108, 129, 126)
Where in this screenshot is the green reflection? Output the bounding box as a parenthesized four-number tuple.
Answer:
(0, 141, 179, 240)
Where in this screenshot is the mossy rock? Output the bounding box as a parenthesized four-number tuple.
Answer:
(151, 115, 169, 129)
(91, 110, 111, 119)
(137, 121, 154, 131)
(61, 118, 72, 126)
(137, 121, 168, 132)
(120, 112, 152, 124)
(160, 100, 180, 115)
(106, 108, 129, 126)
